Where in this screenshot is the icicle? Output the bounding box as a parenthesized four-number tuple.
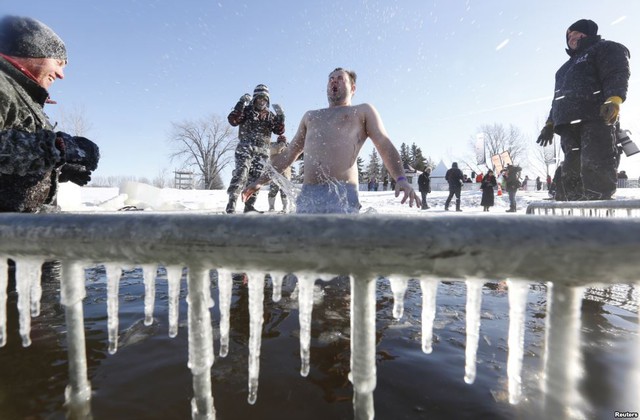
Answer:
(388, 276, 409, 320)
(350, 275, 376, 420)
(247, 271, 265, 405)
(27, 259, 43, 317)
(60, 261, 92, 418)
(506, 280, 529, 404)
(270, 271, 286, 302)
(15, 258, 42, 347)
(297, 273, 315, 377)
(217, 268, 232, 357)
(166, 265, 184, 338)
(464, 279, 483, 384)
(142, 264, 157, 326)
(186, 264, 215, 419)
(419, 278, 439, 354)
(0, 258, 7, 347)
(104, 264, 122, 354)
(542, 282, 585, 418)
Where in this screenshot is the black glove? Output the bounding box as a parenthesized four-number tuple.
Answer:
(536, 121, 554, 147)
(234, 93, 252, 112)
(59, 163, 92, 186)
(56, 132, 100, 171)
(272, 104, 285, 123)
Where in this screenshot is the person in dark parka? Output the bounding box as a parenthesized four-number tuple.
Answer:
(480, 169, 497, 212)
(417, 167, 431, 210)
(536, 19, 630, 201)
(444, 162, 464, 211)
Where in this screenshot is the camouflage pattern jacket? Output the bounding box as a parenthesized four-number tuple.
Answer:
(228, 104, 285, 148)
(0, 56, 63, 212)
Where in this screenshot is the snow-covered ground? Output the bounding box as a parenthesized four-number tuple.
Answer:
(57, 181, 640, 215)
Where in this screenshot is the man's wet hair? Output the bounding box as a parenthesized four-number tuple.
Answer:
(330, 67, 357, 85)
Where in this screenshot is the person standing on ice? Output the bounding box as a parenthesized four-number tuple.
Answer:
(480, 169, 497, 212)
(241, 67, 420, 213)
(536, 19, 630, 201)
(504, 164, 522, 212)
(417, 167, 431, 210)
(444, 162, 464, 211)
(0, 15, 100, 213)
(226, 84, 285, 213)
(267, 134, 290, 213)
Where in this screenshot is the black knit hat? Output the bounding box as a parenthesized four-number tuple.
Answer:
(0, 16, 67, 62)
(567, 19, 598, 37)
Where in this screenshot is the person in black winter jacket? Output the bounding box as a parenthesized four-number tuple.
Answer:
(536, 19, 630, 201)
(444, 162, 464, 211)
(417, 168, 431, 210)
(226, 84, 285, 213)
(504, 164, 522, 212)
(480, 170, 497, 212)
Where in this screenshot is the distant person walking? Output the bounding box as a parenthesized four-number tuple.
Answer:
(504, 164, 522, 212)
(480, 170, 497, 212)
(444, 162, 464, 212)
(418, 168, 431, 210)
(226, 84, 285, 213)
(536, 19, 630, 201)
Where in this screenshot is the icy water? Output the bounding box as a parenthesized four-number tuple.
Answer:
(0, 268, 637, 420)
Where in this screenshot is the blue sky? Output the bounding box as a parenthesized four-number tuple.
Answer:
(6, 1, 640, 182)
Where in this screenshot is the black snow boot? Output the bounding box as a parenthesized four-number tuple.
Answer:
(226, 197, 236, 214)
(244, 204, 264, 214)
(455, 200, 462, 212)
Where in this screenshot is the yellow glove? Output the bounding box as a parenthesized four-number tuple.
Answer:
(600, 96, 622, 125)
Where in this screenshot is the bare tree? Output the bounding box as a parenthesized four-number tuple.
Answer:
(55, 104, 93, 136)
(463, 123, 529, 173)
(168, 114, 237, 190)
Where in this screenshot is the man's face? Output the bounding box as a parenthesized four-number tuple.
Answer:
(18, 57, 65, 89)
(566, 30, 587, 50)
(327, 70, 354, 104)
(254, 96, 268, 110)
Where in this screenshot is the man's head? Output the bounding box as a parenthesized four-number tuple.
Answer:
(327, 67, 357, 106)
(566, 19, 598, 50)
(0, 16, 67, 62)
(252, 84, 270, 110)
(0, 16, 67, 89)
(452, 162, 458, 169)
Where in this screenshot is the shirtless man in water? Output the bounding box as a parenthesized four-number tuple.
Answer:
(242, 67, 420, 213)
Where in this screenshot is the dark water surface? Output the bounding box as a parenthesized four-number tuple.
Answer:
(0, 268, 637, 419)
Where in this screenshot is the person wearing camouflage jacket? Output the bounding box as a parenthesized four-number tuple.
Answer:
(226, 84, 285, 213)
(0, 15, 100, 213)
(536, 19, 630, 201)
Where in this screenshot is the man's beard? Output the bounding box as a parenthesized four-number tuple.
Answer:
(328, 88, 346, 105)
